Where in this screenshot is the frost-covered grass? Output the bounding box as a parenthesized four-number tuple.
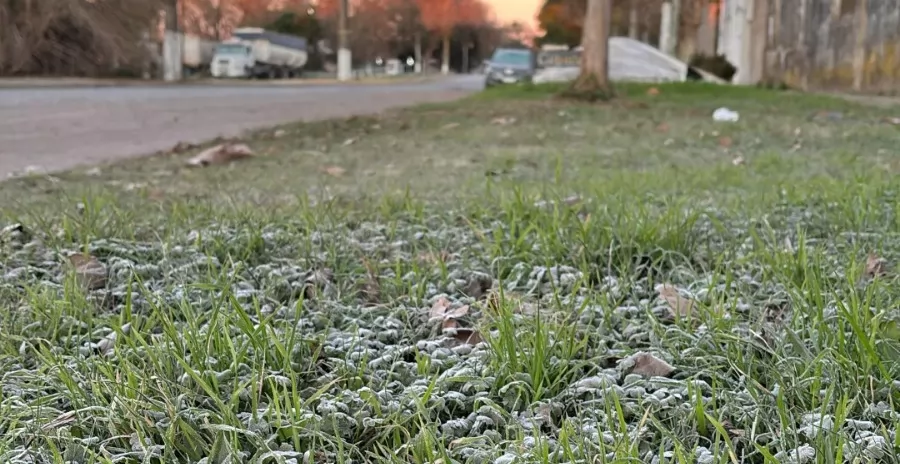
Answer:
(1, 83, 900, 463)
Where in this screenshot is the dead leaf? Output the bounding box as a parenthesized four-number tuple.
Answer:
(732, 155, 745, 166)
(656, 284, 694, 319)
(646, 87, 660, 96)
(441, 122, 460, 130)
(463, 274, 493, 299)
(303, 268, 333, 299)
(67, 253, 107, 290)
(655, 123, 669, 133)
(453, 328, 483, 345)
(186, 143, 254, 167)
(885, 117, 900, 125)
(445, 305, 470, 319)
(96, 323, 131, 357)
(169, 141, 198, 154)
(865, 252, 888, 278)
(442, 318, 460, 329)
(342, 138, 356, 146)
(273, 129, 287, 138)
(718, 136, 733, 147)
(624, 351, 675, 377)
(429, 297, 452, 319)
(360, 258, 381, 305)
(491, 116, 516, 126)
(322, 166, 346, 177)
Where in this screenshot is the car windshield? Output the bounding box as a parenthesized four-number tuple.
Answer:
(491, 49, 531, 67)
(216, 44, 248, 55)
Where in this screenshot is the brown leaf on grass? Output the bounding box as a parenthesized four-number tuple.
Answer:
(624, 351, 676, 378)
(186, 143, 254, 167)
(342, 138, 357, 146)
(463, 274, 493, 300)
(718, 136, 733, 147)
(453, 328, 483, 345)
(865, 253, 888, 278)
(646, 87, 660, 96)
(656, 284, 694, 319)
(322, 166, 346, 177)
(303, 268, 333, 299)
(655, 123, 670, 133)
(491, 116, 516, 126)
(168, 141, 198, 154)
(721, 419, 746, 439)
(66, 253, 107, 290)
(96, 323, 131, 357)
(429, 296, 452, 319)
(360, 258, 381, 305)
(429, 297, 469, 320)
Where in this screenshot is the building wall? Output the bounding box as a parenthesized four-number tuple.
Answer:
(764, 0, 900, 92)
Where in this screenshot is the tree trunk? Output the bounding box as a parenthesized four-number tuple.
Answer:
(628, 1, 639, 39)
(440, 33, 450, 74)
(414, 32, 422, 73)
(565, 0, 612, 99)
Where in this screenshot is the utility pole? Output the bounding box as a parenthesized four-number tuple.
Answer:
(162, 0, 183, 81)
(337, 0, 352, 81)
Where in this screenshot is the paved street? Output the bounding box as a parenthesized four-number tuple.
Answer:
(0, 76, 483, 177)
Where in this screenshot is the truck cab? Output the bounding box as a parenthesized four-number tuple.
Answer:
(210, 41, 254, 78)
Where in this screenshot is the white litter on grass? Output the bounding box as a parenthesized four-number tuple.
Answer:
(533, 37, 725, 84)
(712, 107, 740, 122)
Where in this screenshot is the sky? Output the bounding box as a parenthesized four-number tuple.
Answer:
(490, 0, 540, 27)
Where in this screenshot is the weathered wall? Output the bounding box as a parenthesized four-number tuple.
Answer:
(765, 0, 900, 92)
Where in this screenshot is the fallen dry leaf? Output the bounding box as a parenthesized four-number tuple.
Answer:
(656, 284, 694, 319)
(429, 297, 469, 320)
(718, 136, 733, 148)
(67, 253, 107, 290)
(186, 143, 254, 167)
(491, 116, 516, 126)
(646, 87, 660, 96)
(463, 274, 493, 300)
(273, 129, 287, 138)
(453, 328, 483, 345)
(342, 138, 357, 146)
(864, 252, 888, 278)
(169, 141, 198, 154)
(322, 166, 346, 177)
(624, 351, 675, 378)
(655, 123, 670, 133)
(441, 122, 461, 130)
(430, 296, 451, 319)
(96, 323, 131, 357)
(303, 268, 333, 299)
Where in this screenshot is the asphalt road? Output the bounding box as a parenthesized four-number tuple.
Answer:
(0, 76, 484, 177)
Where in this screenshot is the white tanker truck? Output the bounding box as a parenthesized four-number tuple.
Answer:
(210, 27, 309, 79)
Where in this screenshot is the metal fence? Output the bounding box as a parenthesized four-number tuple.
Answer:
(764, 0, 900, 92)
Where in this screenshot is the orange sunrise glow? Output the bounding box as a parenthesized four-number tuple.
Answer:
(490, 0, 541, 26)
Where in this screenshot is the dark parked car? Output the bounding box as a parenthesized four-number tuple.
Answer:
(484, 47, 535, 87)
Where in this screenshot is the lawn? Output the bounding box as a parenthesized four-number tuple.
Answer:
(1, 82, 900, 464)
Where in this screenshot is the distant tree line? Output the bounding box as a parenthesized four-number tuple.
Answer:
(0, 0, 520, 78)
